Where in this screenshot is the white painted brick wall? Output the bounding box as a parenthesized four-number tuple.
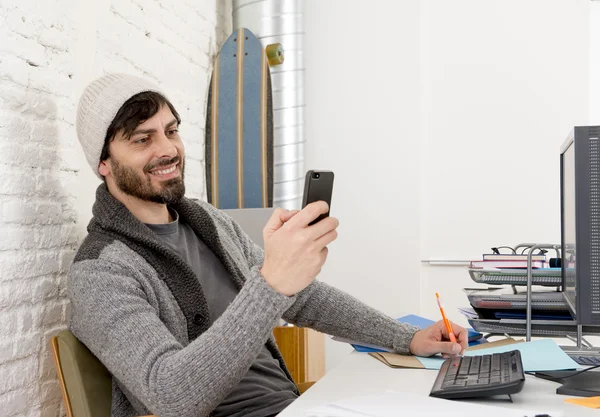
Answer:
(0, 1, 232, 416)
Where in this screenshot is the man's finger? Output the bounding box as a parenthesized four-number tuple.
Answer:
(315, 228, 338, 250)
(451, 322, 469, 351)
(309, 216, 339, 240)
(287, 201, 329, 228)
(279, 209, 299, 223)
(264, 208, 288, 233)
(432, 341, 462, 356)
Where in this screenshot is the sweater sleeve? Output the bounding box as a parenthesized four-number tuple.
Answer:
(68, 258, 294, 417)
(282, 281, 420, 354)
(224, 210, 420, 354)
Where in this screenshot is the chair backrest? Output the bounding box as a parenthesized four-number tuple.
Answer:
(49, 328, 314, 417)
(50, 330, 112, 417)
(222, 208, 274, 248)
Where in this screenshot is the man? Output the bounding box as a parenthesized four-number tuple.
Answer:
(69, 73, 467, 417)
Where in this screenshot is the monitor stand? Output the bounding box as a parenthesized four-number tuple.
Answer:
(533, 370, 600, 397)
(559, 324, 600, 359)
(540, 325, 600, 397)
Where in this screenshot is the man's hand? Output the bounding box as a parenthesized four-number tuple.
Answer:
(409, 320, 468, 357)
(260, 202, 339, 296)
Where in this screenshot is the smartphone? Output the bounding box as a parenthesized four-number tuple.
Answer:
(302, 170, 334, 225)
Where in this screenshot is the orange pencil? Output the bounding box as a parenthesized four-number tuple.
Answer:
(435, 292, 457, 344)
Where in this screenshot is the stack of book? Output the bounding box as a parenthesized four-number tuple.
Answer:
(469, 252, 548, 270)
(467, 251, 562, 286)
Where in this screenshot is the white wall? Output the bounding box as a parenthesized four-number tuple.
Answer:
(304, 1, 423, 370)
(0, 1, 230, 415)
(419, 0, 590, 324)
(305, 0, 590, 371)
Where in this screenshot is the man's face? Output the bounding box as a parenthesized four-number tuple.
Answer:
(101, 105, 185, 204)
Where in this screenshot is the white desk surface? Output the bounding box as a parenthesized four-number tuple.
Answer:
(278, 351, 597, 417)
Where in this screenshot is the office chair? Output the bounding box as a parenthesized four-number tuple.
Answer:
(51, 330, 317, 417)
(50, 330, 154, 417)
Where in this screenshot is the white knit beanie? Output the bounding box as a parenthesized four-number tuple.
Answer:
(76, 73, 165, 179)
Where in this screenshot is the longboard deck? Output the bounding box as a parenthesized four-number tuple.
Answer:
(205, 28, 274, 209)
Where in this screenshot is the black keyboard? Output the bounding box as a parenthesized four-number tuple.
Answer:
(430, 350, 525, 399)
(569, 355, 600, 366)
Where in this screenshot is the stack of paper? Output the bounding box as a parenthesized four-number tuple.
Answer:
(306, 391, 562, 417)
(414, 339, 580, 372)
(365, 338, 579, 372)
(368, 338, 520, 370)
(458, 306, 478, 319)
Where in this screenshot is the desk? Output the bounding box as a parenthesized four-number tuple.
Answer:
(278, 351, 598, 417)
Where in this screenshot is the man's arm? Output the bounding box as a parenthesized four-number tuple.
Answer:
(283, 280, 420, 353)
(225, 206, 467, 356)
(68, 258, 294, 417)
(224, 208, 418, 353)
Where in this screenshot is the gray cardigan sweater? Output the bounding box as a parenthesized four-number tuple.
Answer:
(68, 185, 419, 417)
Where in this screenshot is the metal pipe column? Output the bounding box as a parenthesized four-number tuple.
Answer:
(233, 0, 305, 209)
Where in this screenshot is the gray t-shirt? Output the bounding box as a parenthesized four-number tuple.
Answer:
(146, 211, 297, 417)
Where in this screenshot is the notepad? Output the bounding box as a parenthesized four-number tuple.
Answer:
(415, 339, 580, 372)
(565, 396, 600, 409)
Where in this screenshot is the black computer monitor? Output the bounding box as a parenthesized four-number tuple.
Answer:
(560, 126, 600, 326)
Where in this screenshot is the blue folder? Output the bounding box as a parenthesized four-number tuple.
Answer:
(351, 314, 485, 353)
(494, 311, 573, 320)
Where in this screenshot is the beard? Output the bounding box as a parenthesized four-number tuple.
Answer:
(110, 155, 186, 204)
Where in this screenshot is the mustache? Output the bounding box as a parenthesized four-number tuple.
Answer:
(144, 155, 181, 172)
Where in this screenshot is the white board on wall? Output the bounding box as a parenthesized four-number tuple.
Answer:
(420, 0, 590, 262)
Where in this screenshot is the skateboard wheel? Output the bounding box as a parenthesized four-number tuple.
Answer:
(266, 43, 284, 66)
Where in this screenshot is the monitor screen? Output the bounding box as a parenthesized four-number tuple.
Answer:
(562, 139, 577, 315)
(560, 126, 600, 325)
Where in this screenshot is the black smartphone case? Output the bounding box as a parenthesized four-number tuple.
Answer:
(302, 170, 334, 225)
